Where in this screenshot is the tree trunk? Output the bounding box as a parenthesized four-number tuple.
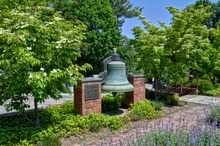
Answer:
(154, 79, 160, 100)
(180, 84, 183, 95)
(33, 98, 40, 127)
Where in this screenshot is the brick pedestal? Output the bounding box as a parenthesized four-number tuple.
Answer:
(74, 77, 102, 115)
(126, 74, 145, 106)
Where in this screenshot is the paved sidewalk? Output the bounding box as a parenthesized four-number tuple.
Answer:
(180, 95, 220, 105)
(0, 93, 73, 115)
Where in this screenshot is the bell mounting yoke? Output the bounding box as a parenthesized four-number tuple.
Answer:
(111, 48, 121, 61)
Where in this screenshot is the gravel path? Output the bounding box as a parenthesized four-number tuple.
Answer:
(62, 105, 210, 146)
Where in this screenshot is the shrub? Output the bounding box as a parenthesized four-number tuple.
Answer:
(204, 84, 220, 96)
(0, 102, 124, 145)
(37, 135, 61, 146)
(102, 93, 121, 112)
(128, 100, 160, 121)
(83, 113, 123, 132)
(166, 93, 179, 106)
(197, 79, 215, 93)
(150, 101, 164, 111)
(208, 106, 220, 126)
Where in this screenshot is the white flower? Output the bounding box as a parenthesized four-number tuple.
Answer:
(27, 47, 32, 51)
(51, 69, 57, 73)
(29, 16, 34, 19)
(0, 28, 3, 34)
(54, 16, 63, 21)
(29, 73, 33, 78)
(40, 67, 45, 71)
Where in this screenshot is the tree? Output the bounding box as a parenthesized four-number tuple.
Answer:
(109, 0, 141, 73)
(132, 18, 167, 96)
(208, 2, 220, 28)
(109, 0, 141, 27)
(49, 0, 140, 74)
(193, 0, 220, 28)
(117, 36, 138, 73)
(209, 27, 220, 82)
(165, 6, 212, 87)
(48, 0, 119, 74)
(132, 5, 213, 95)
(191, 1, 220, 83)
(0, 5, 90, 126)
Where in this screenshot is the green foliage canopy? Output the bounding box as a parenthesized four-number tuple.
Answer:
(132, 5, 219, 87)
(52, 0, 139, 74)
(0, 6, 91, 111)
(71, 0, 120, 74)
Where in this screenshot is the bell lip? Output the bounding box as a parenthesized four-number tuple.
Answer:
(102, 84, 134, 92)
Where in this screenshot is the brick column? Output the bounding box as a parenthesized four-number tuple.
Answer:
(126, 74, 145, 106)
(74, 77, 102, 115)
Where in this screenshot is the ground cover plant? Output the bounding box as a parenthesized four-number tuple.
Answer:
(0, 99, 161, 145)
(208, 105, 220, 126)
(135, 129, 220, 146)
(166, 93, 180, 106)
(128, 100, 160, 121)
(204, 84, 220, 96)
(102, 93, 122, 113)
(92, 105, 219, 146)
(0, 102, 124, 145)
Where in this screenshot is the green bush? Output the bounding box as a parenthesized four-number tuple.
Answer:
(102, 93, 121, 112)
(197, 79, 215, 93)
(0, 102, 124, 145)
(0, 99, 163, 145)
(166, 93, 179, 106)
(37, 135, 61, 146)
(204, 84, 220, 96)
(150, 101, 164, 111)
(128, 100, 160, 121)
(83, 113, 123, 132)
(208, 106, 220, 124)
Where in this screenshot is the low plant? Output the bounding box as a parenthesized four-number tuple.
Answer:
(147, 90, 180, 106)
(128, 100, 160, 121)
(196, 79, 215, 94)
(102, 93, 121, 112)
(208, 105, 220, 126)
(0, 102, 124, 145)
(150, 101, 164, 111)
(37, 134, 61, 146)
(166, 93, 179, 106)
(204, 84, 220, 96)
(135, 130, 220, 146)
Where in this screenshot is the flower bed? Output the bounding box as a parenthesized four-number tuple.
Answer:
(0, 99, 161, 145)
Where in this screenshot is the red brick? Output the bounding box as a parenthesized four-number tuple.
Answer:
(74, 78, 102, 115)
(126, 74, 145, 107)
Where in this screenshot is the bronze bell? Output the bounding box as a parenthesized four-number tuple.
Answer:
(102, 49, 134, 92)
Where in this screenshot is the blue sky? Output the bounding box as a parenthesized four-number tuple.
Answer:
(122, 0, 218, 38)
